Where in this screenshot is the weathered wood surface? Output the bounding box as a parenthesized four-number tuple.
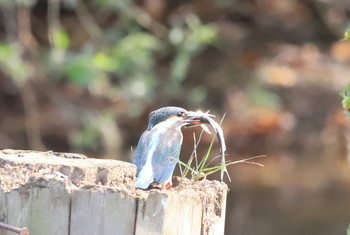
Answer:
(0, 149, 135, 192)
(70, 189, 137, 235)
(0, 150, 228, 235)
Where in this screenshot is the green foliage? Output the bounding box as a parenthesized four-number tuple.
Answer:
(70, 111, 106, 152)
(340, 83, 350, 117)
(90, 0, 132, 10)
(169, 16, 217, 82)
(70, 109, 121, 154)
(48, 31, 160, 104)
(52, 27, 70, 50)
(0, 0, 219, 152)
(1, 1, 218, 100)
(347, 224, 350, 235)
(71, 125, 101, 152)
(0, 43, 12, 60)
(0, 43, 30, 85)
(339, 31, 350, 118)
(111, 32, 159, 75)
(65, 56, 96, 86)
(93, 52, 114, 71)
(342, 30, 350, 41)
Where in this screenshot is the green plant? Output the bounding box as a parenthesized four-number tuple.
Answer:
(178, 116, 264, 182)
(340, 83, 350, 117)
(347, 224, 350, 235)
(169, 15, 217, 83)
(342, 30, 350, 41)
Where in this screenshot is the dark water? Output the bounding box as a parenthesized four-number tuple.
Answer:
(224, 158, 350, 235)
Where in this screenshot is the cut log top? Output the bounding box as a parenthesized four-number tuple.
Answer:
(0, 149, 137, 192)
(0, 149, 228, 235)
(0, 149, 227, 195)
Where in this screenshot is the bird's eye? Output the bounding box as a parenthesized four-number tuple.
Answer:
(177, 111, 185, 117)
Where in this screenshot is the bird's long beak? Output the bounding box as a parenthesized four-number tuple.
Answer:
(182, 111, 216, 134)
(184, 111, 215, 125)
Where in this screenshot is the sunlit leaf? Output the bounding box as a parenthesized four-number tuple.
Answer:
(340, 83, 350, 116)
(342, 30, 350, 41)
(93, 52, 116, 71)
(194, 24, 217, 44)
(342, 97, 350, 110)
(0, 43, 12, 61)
(0, 43, 30, 84)
(52, 28, 70, 50)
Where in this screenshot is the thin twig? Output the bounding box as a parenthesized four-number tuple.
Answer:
(75, 0, 103, 45)
(47, 0, 60, 45)
(128, 7, 168, 38)
(0, 221, 29, 235)
(17, 3, 37, 49)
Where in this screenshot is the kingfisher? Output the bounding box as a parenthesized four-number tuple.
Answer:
(133, 106, 203, 189)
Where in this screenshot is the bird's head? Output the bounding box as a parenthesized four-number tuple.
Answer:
(147, 106, 216, 130)
(147, 106, 188, 130)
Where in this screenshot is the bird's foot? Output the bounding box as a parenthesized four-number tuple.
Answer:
(153, 181, 172, 190)
(165, 183, 172, 190)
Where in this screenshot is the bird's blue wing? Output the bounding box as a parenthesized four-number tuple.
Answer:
(133, 126, 183, 188)
(133, 130, 155, 189)
(133, 130, 151, 174)
(151, 128, 183, 184)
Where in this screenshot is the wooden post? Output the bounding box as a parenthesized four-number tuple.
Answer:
(0, 150, 227, 235)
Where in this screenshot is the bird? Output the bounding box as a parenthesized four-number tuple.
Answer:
(133, 106, 199, 189)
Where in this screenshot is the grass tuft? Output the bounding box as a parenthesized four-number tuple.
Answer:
(178, 115, 265, 182)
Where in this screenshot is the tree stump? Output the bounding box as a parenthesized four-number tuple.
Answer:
(0, 150, 227, 235)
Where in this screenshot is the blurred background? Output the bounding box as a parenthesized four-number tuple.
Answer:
(0, 0, 349, 234)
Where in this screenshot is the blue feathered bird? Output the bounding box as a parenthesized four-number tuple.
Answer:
(133, 106, 201, 189)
